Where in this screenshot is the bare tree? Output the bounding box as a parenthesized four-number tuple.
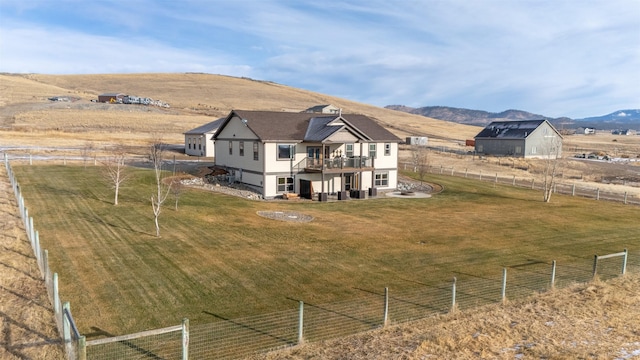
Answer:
(540, 135, 563, 203)
(411, 144, 430, 184)
(101, 145, 129, 205)
(171, 156, 185, 211)
(149, 139, 172, 237)
(81, 141, 95, 169)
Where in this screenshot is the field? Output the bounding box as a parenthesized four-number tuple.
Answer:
(13, 164, 640, 338)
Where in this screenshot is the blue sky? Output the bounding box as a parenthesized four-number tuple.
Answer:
(1, 0, 638, 119)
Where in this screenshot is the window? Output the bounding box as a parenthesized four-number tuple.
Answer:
(253, 142, 259, 161)
(369, 143, 377, 158)
(345, 143, 354, 157)
(384, 143, 391, 156)
(188, 138, 191, 149)
(374, 172, 388, 187)
(228, 140, 233, 155)
(277, 176, 294, 192)
(239, 141, 244, 156)
(198, 138, 201, 150)
(277, 144, 294, 160)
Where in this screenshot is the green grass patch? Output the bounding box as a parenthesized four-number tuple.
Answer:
(14, 165, 640, 336)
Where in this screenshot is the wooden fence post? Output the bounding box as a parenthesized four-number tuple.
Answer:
(596, 188, 600, 201)
(622, 249, 628, 275)
(182, 318, 189, 360)
(550, 260, 556, 289)
(592, 255, 598, 279)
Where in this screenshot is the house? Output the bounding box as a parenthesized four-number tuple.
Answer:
(98, 93, 126, 103)
(474, 120, 562, 158)
(184, 118, 224, 157)
(304, 104, 340, 114)
(212, 110, 402, 200)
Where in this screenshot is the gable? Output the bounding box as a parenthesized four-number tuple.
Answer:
(475, 120, 547, 139)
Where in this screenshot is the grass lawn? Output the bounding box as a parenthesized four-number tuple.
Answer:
(13, 165, 640, 337)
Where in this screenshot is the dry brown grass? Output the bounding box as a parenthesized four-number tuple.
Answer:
(0, 166, 65, 359)
(251, 273, 640, 359)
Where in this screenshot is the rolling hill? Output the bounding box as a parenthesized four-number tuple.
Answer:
(0, 73, 479, 150)
(385, 105, 640, 130)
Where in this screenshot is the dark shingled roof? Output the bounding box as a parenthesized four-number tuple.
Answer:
(475, 120, 547, 139)
(218, 110, 401, 142)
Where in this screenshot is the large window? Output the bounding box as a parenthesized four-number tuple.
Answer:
(277, 176, 294, 192)
(253, 142, 259, 161)
(345, 143, 354, 157)
(239, 141, 244, 156)
(374, 172, 388, 187)
(369, 143, 377, 158)
(277, 144, 294, 160)
(384, 143, 391, 156)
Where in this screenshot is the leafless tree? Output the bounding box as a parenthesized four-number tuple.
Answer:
(101, 145, 129, 205)
(149, 138, 172, 237)
(411, 144, 430, 184)
(171, 156, 185, 211)
(81, 141, 95, 169)
(540, 135, 563, 203)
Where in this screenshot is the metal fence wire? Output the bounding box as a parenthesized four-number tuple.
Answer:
(5, 155, 639, 360)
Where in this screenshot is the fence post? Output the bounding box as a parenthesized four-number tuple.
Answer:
(53, 273, 60, 320)
(624, 192, 628, 205)
(451, 277, 457, 312)
(451, 168, 454, 176)
(479, 170, 482, 181)
(596, 188, 600, 201)
(383, 287, 389, 327)
(182, 318, 189, 360)
(29, 217, 35, 245)
(440, 165, 443, 174)
(622, 249, 628, 275)
(43, 250, 50, 282)
(78, 336, 87, 360)
(63, 302, 71, 344)
(572, 184, 576, 196)
(465, 168, 468, 178)
(531, 179, 535, 189)
(550, 260, 556, 289)
(592, 255, 598, 279)
(29, 154, 32, 165)
(501, 268, 507, 303)
(512, 175, 516, 186)
(35, 231, 41, 273)
(298, 301, 304, 344)
(495, 173, 498, 184)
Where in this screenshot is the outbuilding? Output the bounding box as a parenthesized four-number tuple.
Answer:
(474, 119, 562, 158)
(184, 118, 224, 157)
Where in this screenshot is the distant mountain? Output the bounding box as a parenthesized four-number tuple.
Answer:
(576, 109, 640, 125)
(384, 105, 640, 130)
(384, 105, 572, 127)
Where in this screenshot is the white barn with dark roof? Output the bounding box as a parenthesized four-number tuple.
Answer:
(212, 110, 401, 200)
(474, 119, 562, 158)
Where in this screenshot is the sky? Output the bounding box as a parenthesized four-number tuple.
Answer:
(0, 0, 638, 119)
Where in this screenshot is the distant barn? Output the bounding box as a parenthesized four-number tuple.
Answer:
(474, 120, 562, 158)
(98, 93, 125, 103)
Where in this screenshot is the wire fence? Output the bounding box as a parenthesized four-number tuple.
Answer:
(6, 153, 639, 359)
(400, 161, 640, 206)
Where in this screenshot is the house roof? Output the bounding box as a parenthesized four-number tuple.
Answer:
(475, 120, 548, 139)
(184, 117, 225, 135)
(215, 110, 401, 142)
(304, 104, 338, 113)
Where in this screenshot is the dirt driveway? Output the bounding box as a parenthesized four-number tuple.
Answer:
(0, 165, 65, 359)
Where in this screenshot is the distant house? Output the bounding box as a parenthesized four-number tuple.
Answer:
(213, 110, 401, 200)
(98, 93, 126, 103)
(579, 127, 596, 135)
(184, 118, 224, 157)
(304, 104, 340, 114)
(474, 120, 562, 158)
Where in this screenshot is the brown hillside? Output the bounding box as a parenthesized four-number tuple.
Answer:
(0, 73, 479, 149)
